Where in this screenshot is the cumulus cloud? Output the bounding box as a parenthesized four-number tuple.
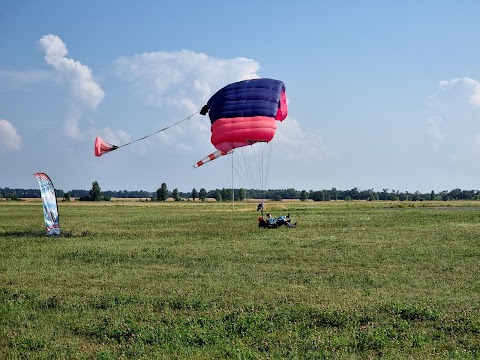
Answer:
(115, 50, 260, 112)
(39, 34, 105, 110)
(425, 116, 446, 148)
(38, 34, 105, 139)
(39, 34, 104, 109)
(275, 117, 329, 162)
(426, 76, 480, 156)
(0, 119, 22, 151)
(439, 77, 480, 107)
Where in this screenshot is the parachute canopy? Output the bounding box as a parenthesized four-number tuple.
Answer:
(194, 78, 288, 169)
(200, 78, 288, 153)
(95, 137, 118, 157)
(33, 172, 60, 235)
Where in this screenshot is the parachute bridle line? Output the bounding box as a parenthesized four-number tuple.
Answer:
(116, 110, 200, 149)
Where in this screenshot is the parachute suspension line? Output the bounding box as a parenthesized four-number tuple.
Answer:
(231, 142, 274, 204)
(246, 146, 259, 189)
(233, 147, 255, 189)
(263, 143, 272, 193)
(260, 142, 273, 203)
(255, 143, 266, 190)
(116, 110, 200, 149)
(255, 144, 265, 194)
(238, 145, 261, 189)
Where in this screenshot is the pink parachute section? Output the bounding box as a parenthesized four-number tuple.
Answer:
(95, 137, 118, 157)
(275, 91, 288, 121)
(211, 116, 277, 153)
(193, 149, 234, 168)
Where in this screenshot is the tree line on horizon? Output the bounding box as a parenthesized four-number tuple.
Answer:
(2, 183, 480, 202)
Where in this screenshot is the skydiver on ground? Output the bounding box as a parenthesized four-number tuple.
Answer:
(263, 213, 297, 228)
(256, 202, 265, 212)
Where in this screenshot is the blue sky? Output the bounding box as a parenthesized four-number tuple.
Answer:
(1, 1, 480, 193)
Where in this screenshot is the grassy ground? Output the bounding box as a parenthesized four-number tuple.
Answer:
(1, 200, 479, 359)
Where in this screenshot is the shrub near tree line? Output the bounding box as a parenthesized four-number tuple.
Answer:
(79, 181, 111, 201)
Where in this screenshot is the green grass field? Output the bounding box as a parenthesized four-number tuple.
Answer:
(1, 200, 479, 359)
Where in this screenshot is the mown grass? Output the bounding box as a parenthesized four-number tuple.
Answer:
(1, 200, 479, 359)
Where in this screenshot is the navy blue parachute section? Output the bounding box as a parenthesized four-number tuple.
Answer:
(202, 78, 286, 124)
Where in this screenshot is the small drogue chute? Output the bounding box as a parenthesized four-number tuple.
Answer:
(33, 172, 60, 235)
(194, 78, 288, 168)
(95, 137, 118, 157)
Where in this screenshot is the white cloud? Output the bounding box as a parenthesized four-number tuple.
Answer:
(0, 119, 22, 151)
(64, 105, 83, 139)
(39, 34, 105, 110)
(439, 77, 480, 107)
(425, 77, 480, 154)
(115, 50, 260, 113)
(275, 117, 330, 162)
(38, 34, 105, 139)
(474, 133, 480, 149)
(425, 115, 446, 148)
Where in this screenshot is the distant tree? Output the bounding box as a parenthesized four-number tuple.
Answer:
(323, 190, 331, 201)
(63, 192, 71, 202)
(172, 188, 180, 201)
(312, 191, 324, 201)
(89, 181, 102, 201)
(215, 189, 222, 202)
(157, 183, 168, 201)
(192, 188, 198, 201)
(299, 190, 308, 201)
(238, 188, 247, 201)
(366, 189, 378, 201)
(349, 187, 359, 200)
(412, 191, 420, 201)
(199, 188, 207, 201)
(379, 188, 389, 201)
(8, 193, 19, 201)
(450, 188, 462, 200)
(284, 188, 298, 199)
(331, 187, 338, 201)
(221, 188, 231, 201)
